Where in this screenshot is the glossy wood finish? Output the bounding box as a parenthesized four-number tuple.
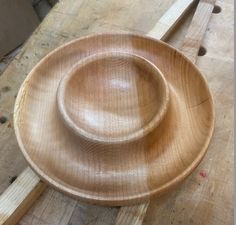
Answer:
(14, 33, 214, 206)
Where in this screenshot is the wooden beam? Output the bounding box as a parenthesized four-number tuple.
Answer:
(147, 0, 196, 40)
(181, 0, 216, 63)
(114, 202, 150, 225)
(0, 168, 46, 225)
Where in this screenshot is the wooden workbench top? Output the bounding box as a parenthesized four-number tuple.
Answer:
(0, 0, 233, 224)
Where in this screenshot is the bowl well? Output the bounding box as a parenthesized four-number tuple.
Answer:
(57, 52, 169, 144)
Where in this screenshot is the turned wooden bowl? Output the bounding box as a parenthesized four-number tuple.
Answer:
(14, 33, 214, 206)
(57, 52, 169, 144)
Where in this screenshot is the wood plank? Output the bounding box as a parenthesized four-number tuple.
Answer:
(0, 168, 46, 225)
(114, 203, 150, 225)
(147, 0, 196, 40)
(181, 0, 216, 62)
(20, 188, 78, 225)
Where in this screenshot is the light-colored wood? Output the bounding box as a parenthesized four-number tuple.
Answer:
(0, 168, 46, 225)
(147, 0, 196, 40)
(0, 0, 233, 224)
(57, 52, 169, 143)
(181, 0, 216, 63)
(14, 31, 214, 205)
(115, 202, 150, 225)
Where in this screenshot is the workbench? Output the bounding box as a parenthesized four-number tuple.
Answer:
(0, 0, 233, 224)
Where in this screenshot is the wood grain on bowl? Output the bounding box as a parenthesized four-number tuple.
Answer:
(57, 52, 169, 144)
(14, 33, 214, 206)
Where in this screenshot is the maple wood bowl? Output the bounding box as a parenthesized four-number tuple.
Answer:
(14, 33, 214, 206)
(57, 52, 169, 144)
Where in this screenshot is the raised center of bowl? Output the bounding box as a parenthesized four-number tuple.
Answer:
(57, 52, 169, 144)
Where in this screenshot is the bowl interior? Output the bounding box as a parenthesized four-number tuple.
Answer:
(15, 33, 214, 205)
(58, 52, 168, 142)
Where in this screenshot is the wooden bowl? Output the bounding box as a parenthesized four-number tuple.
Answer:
(14, 33, 214, 206)
(57, 52, 169, 144)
